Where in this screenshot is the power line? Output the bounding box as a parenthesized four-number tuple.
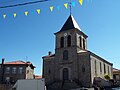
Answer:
(0, 0, 50, 9)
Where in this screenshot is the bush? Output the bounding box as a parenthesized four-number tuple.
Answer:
(104, 74, 110, 80)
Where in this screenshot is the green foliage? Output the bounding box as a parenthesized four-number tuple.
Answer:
(104, 74, 110, 80)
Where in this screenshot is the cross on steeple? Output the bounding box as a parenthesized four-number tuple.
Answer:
(69, 2, 72, 15)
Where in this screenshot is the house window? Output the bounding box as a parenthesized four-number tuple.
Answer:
(63, 50, 68, 60)
(104, 64, 106, 74)
(67, 35, 71, 47)
(60, 37, 64, 48)
(79, 36, 82, 48)
(12, 67, 17, 74)
(26, 70, 29, 74)
(19, 67, 23, 74)
(5, 67, 10, 74)
(100, 62, 102, 73)
(83, 39, 86, 49)
(5, 77, 10, 83)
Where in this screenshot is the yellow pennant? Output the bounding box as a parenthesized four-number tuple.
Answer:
(79, 0, 83, 5)
(37, 9, 41, 14)
(13, 13, 17, 18)
(64, 3, 68, 9)
(50, 6, 54, 11)
(3, 14, 6, 19)
(24, 11, 28, 16)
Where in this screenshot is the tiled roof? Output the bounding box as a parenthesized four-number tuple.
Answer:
(42, 54, 55, 58)
(35, 75, 42, 79)
(4, 60, 26, 65)
(3, 60, 35, 68)
(113, 68, 120, 72)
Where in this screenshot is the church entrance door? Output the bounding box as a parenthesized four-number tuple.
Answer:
(63, 68, 69, 80)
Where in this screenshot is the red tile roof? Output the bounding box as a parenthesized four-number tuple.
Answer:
(4, 60, 26, 65)
(113, 68, 120, 72)
(35, 75, 42, 79)
(2, 60, 35, 68)
(42, 54, 55, 58)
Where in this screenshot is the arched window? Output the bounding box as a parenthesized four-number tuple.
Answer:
(67, 35, 71, 47)
(63, 68, 69, 80)
(82, 65, 85, 72)
(83, 39, 86, 49)
(60, 37, 64, 48)
(79, 36, 82, 48)
(63, 50, 68, 60)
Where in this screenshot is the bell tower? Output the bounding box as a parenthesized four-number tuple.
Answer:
(54, 14, 88, 81)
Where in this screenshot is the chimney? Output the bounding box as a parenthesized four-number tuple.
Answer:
(2, 58, 5, 64)
(48, 51, 52, 56)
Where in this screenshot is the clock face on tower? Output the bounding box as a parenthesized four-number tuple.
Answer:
(64, 33, 67, 37)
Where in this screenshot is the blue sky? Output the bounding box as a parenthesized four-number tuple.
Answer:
(0, 0, 120, 75)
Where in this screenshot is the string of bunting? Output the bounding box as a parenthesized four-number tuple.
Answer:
(1, 0, 83, 19)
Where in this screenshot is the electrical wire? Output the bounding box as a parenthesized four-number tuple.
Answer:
(0, 0, 50, 9)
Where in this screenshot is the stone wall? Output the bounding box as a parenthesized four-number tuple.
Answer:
(0, 84, 13, 90)
(90, 54, 113, 84)
(78, 52, 91, 87)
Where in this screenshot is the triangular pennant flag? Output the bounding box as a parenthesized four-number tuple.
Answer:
(57, 6, 60, 10)
(71, 2, 75, 7)
(13, 13, 17, 18)
(64, 3, 68, 9)
(3, 14, 6, 19)
(50, 6, 54, 11)
(24, 11, 28, 16)
(79, 0, 83, 5)
(37, 9, 40, 14)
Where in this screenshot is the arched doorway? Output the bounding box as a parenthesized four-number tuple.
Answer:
(63, 68, 69, 80)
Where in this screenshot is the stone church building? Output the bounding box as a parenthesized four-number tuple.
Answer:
(42, 15, 113, 89)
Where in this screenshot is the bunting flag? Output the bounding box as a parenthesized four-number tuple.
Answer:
(13, 13, 17, 18)
(79, 0, 83, 5)
(71, 2, 75, 7)
(50, 6, 54, 11)
(36, 9, 40, 14)
(1, 0, 87, 19)
(64, 3, 68, 9)
(24, 11, 28, 16)
(3, 14, 6, 19)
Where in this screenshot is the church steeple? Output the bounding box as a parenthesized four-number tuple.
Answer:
(60, 14, 81, 32)
(55, 15, 88, 51)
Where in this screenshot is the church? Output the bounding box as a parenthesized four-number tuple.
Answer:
(42, 14, 113, 89)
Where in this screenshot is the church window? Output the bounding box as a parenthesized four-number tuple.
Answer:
(79, 36, 82, 48)
(95, 60, 97, 76)
(108, 66, 109, 75)
(63, 50, 68, 60)
(60, 37, 64, 48)
(63, 68, 69, 80)
(67, 35, 71, 47)
(104, 64, 106, 74)
(83, 39, 86, 49)
(48, 69, 51, 74)
(82, 65, 85, 72)
(100, 62, 102, 73)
